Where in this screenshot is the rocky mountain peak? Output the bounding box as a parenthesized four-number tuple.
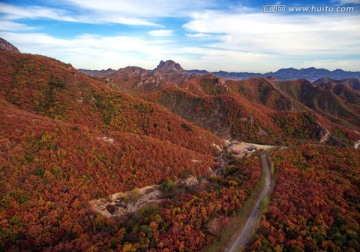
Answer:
(0, 38, 20, 53)
(154, 60, 184, 73)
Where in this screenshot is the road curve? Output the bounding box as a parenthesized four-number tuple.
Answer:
(227, 153, 272, 252)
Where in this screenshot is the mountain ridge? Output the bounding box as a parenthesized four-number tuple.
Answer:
(79, 60, 360, 81)
(189, 67, 360, 81)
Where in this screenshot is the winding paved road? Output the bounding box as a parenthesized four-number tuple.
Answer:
(227, 153, 272, 252)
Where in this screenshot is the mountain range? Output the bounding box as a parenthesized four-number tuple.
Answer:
(80, 59, 360, 135)
(198, 67, 360, 81)
(80, 63, 360, 81)
(1, 38, 359, 251)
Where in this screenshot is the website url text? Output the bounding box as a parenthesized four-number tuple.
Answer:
(262, 5, 355, 13)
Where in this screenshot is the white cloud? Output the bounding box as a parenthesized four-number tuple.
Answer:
(0, 32, 177, 69)
(0, 31, 298, 72)
(0, 3, 158, 26)
(148, 29, 173, 36)
(0, 3, 76, 22)
(0, 21, 34, 31)
(0, 1, 216, 27)
(2, 29, 359, 72)
(183, 10, 360, 57)
(75, 14, 158, 26)
(185, 33, 212, 38)
(64, 0, 215, 17)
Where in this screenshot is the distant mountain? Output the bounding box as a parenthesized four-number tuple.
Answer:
(80, 60, 360, 81)
(213, 70, 263, 80)
(187, 69, 209, 75)
(0, 37, 20, 53)
(187, 67, 360, 81)
(80, 60, 197, 95)
(314, 78, 360, 91)
(275, 79, 360, 129)
(78, 68, 116, 76)
(268, 67, 360, 81)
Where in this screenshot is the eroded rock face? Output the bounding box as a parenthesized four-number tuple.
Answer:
(154, 60, 185, 74)
(0, 38, 20, 53)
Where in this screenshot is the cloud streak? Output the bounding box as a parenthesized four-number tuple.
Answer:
(148, 30, 174, 37)
(0, 2, 159, 26)
(64, 0, 216, 18)
(0, 21, 34, 31)
(0, 3, 76, 22)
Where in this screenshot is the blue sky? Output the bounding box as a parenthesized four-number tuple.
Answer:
(0, 0, 359, 72)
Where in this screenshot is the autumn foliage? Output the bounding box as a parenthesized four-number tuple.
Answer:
(1, 49, 359, 251)
(0, 51, 221, 155)
(102, 155, 261, 251)
(249, 145, 360, 251)
(0, 96, 261, 250)
(142, 74, 360, 145)
(0, 51, 225, 250)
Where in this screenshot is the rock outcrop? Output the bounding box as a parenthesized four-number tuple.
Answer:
(153, 60, 185, 74)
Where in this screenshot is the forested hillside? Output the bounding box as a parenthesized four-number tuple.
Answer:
(249, 145, 360, 251)
(0, 50, 226, 250)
